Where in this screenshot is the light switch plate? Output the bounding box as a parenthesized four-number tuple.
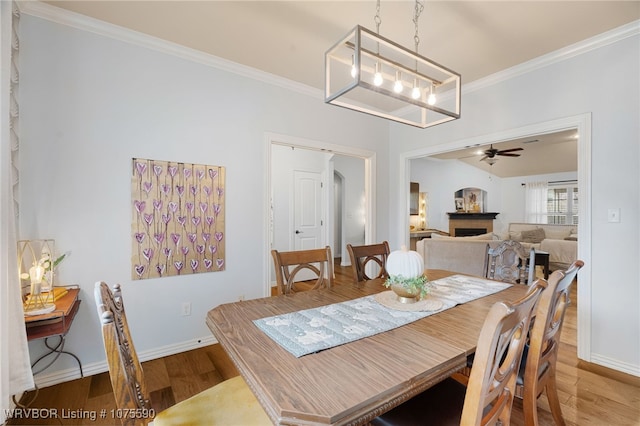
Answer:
(607, 208, 621, 223)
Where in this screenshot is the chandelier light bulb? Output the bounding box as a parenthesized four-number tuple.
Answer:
(374, 72, 383, 86)
(373, 62, 383, 86)
(350, 55, 358, 78)
(411, 79, 421, 100)
(393, 71, 403, 93)
(427, 85, 437, 105)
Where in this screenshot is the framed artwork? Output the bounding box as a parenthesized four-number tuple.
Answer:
(131, 158, 226, 280)
(465, 188, 484, 213)
(454, 187, 486, 213)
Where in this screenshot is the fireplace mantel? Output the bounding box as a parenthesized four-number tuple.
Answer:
(447, 212, 499, 220)
(447, 212, 500, 236)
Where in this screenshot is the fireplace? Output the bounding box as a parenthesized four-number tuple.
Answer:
(447, 212, 499, 237)
(455, 227, 488, 237)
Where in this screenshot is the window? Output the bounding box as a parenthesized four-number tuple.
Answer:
(547, 183, 578, 225)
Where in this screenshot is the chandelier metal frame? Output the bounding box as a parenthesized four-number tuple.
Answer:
(324, 2, 461, 128)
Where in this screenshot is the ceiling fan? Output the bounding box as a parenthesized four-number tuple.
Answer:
(480, 144, 523, 165)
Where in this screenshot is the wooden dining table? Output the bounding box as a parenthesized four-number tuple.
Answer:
(206, 270, 529, 425)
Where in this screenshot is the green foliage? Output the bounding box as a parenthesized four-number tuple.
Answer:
(384, 274, 430, 298)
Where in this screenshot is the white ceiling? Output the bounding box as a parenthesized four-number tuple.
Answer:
(40, 1, 639, 177)
(426, 128, 579, 178)
(43, 1, 639, 90)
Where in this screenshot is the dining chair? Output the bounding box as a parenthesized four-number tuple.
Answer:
(271, 246, 334, 295)
(94, 282, 271, 426)
(346, 241, 390, 283)
(517, 259, 584, 426)
(371, 279, 547, 426)
(484, 240, 536, 285)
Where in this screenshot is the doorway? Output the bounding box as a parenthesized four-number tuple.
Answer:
(397, 114, 592, 362)
(265, 133, 376, 294)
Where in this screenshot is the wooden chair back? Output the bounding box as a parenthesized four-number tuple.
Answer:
(461, 279, 547, 425)
(484, 240, 535, 285)
(95, 282, 150, 426)
(346, 241, 390, 283)
(271, 246, 334, 295)
(519, 260, 584, 426)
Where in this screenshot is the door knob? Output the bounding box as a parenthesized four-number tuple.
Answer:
(295, 230, 303, 234)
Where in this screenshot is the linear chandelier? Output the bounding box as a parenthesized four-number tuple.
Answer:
(325, 0, 461, 128)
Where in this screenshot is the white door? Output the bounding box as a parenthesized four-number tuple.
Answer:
(294, 170, 323, 250)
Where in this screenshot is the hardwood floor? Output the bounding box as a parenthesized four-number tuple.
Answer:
(9, 260, 639, 425)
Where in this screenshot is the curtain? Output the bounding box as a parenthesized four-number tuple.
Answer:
(525, 181, 548, 223)
(1, 2, 34, 422)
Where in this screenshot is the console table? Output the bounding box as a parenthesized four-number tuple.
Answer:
(24, 287, 83, 377)
(14, 287, 83, 409)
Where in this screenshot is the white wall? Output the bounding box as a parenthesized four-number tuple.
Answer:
(333, 155, 366, 261)
(18, 14, 390, 384)
(410, 158, 503, 233)
(389, 29, 640, 375)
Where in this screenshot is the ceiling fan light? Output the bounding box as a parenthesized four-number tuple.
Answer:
(485, 157, 498, 165)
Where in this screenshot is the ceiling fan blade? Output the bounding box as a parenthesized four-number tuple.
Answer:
(479, 155, 488, 161)
(497, 147, 524, 153)
(497, 153, 521, 157)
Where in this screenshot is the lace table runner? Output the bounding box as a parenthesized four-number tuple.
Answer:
(253, 275, 511, 357)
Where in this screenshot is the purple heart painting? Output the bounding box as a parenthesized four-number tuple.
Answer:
(132, 158, 225, 279)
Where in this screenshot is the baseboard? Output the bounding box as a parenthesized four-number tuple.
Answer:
(32, 335, 218, 388)
(588, 353, 640, 379)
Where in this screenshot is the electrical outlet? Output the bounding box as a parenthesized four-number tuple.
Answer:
(181, 302, 191, 316)
(607, 208, 621, 223)
(238, 295, 245, 302)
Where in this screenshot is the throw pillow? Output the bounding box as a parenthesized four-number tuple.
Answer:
(521, 228, 546, 243)
(508, 231, 522, 242)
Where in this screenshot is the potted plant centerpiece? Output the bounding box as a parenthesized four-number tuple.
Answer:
(384, 245, 429, 303)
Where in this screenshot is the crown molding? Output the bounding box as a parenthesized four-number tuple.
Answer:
(464, 19, 640, 94)
(18, 2, 639, 101)
(17, 1, 322, 99)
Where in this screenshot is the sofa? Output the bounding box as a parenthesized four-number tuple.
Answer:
(416, 223, 577, 277)
(506, 223, 577, 271)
